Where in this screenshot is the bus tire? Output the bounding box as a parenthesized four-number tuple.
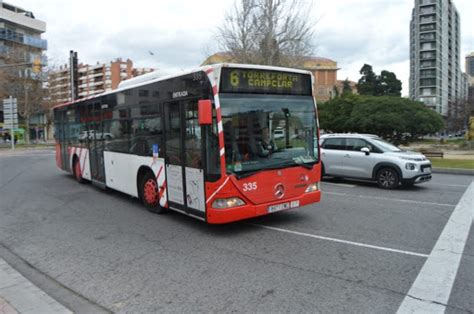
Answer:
(139, 171, 167, 214)
(73, 157, 84, 184)
(376, 167, 399, 189)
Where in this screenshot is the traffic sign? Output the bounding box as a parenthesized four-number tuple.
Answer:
(3, 97, 18, 150)
(3, 98, 18, 125)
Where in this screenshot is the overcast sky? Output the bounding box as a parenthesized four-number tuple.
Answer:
(12, 0, 474, 96)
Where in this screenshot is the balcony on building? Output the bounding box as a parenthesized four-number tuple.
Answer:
(420, 78, 437, 87)
(420, 42, 436, 51)
(0, 44, 9, 55)
(420, 23, 436, 32)
(420, 51, 436, 61)
(419, 5, 435, 15)
(419, 14, 435, 24)
(419, 32, 435, 42)
(420, 69, 436, 78)
(0, 28, 47, 49)
(419, 0, 435, 6)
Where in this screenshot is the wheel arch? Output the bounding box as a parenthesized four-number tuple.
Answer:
(71, 153, 80, 174)
(372, 162, 402, 180)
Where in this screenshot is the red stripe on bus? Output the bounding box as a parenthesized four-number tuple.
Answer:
(159, 181, 167, 200)
(156, 165, 163, 180)
(214, 103, 226, 173)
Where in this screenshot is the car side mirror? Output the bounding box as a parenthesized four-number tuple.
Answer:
(361, 147, 370, 155)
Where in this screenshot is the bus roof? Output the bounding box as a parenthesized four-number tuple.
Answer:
(52, 63, 313, 110)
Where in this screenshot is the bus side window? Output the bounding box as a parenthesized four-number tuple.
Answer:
(131, 117, 162, 157)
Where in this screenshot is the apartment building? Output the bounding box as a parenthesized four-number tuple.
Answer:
(466, 52, 474, 83)
(301, 57, 339, 102)
(1, 1, 47, 141)
(49, 58, 153, 105)
(0, 1, 46, 68)
(409, 0, 467, 116)
(466, 52, 474, 110)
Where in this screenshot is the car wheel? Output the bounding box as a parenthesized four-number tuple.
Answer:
(139, 171, 167, 214)
(73, 158, 84, 184)
(376, 167, 399, 189)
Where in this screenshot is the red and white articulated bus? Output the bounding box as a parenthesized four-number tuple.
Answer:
(53, 64, 321, 223)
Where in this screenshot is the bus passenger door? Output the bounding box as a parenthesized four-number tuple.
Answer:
(88, 103, 106, 184)
(163, 101, 205, 220)
(58, 111, 69, 171)
(183, 100, 205, 215)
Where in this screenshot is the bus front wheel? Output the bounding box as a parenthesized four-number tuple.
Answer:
(139, 172, 167, 214)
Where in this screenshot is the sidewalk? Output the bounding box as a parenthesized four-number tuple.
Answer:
(0, 258, 71, 314)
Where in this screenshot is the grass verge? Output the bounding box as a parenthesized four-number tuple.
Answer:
(430, 158, 474, 169)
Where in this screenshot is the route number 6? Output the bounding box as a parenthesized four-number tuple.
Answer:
(243, 182, 257, 191)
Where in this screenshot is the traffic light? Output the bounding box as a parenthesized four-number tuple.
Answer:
(32, 58, 42, 73)
(70, 50, 78, 100)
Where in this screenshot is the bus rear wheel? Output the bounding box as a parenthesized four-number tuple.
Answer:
(139, 172, 167, 214)
(73, 158, 84, 184)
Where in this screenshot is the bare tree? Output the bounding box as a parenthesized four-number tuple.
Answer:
(216, 0, 315, 67)
(446, 98, 473, 133)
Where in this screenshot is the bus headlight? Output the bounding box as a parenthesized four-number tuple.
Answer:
(305, 182, 319, 193)
(212, 197, 246, 209)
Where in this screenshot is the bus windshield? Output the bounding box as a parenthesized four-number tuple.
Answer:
(220, 93, 318, 176)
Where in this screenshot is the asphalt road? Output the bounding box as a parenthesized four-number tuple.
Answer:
(0, 150, 473, 313)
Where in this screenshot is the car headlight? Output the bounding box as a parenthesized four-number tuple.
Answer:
(305, 182, 320, 193)
(405, 163, 416, 170)
(212, 197, 246, 209)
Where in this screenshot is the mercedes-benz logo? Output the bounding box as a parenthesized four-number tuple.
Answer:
(274, 183, 285, 199)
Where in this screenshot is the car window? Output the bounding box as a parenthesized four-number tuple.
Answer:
(345, 138, 368, 151)
(322, 138, 345, 150)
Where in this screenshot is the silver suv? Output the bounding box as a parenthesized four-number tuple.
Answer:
(319, 134, 432, 189)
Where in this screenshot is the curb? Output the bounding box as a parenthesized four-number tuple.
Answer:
(0, 258, 71, 314)
(432, 167, 474, 176)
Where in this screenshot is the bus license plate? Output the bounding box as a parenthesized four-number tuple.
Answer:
(268, 201, 300, 213)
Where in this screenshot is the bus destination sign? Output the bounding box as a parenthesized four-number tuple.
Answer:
(220, 68, 312, 95)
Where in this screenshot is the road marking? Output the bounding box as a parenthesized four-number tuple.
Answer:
(427, 182, 470, 188)
(397, 181, 474, 313)
(249, 223, 429, 258)
(325, 191, 455, 207)
(321, 182, 356, 188)
(0, 153, 55, 158)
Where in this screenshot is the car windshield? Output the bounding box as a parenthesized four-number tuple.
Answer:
(220, 93, 318, 175)
(371, 138, 403, 152)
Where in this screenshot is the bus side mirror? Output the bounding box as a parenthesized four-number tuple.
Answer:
(198, 99, 212, 125)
